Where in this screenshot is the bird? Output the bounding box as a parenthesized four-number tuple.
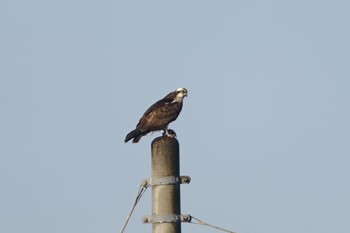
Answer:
(124, 87, 188, 143)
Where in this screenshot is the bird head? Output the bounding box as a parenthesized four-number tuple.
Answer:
(175, 87, 188, 102)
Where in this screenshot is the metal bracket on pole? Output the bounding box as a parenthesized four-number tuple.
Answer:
(141, 176, 191, 187)
(142, 214, 191, 224)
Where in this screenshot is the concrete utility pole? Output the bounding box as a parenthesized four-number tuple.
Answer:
(151, 136, 181, 233)
(142, 135, 190, 232)
(121, 135, 185, 233)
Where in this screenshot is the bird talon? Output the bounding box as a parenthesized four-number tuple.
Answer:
(163, 129, 177, 138)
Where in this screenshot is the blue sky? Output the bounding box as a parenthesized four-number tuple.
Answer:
(1, 1, 350, 233)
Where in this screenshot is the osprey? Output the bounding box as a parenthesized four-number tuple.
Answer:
(125, 87, 188, 143)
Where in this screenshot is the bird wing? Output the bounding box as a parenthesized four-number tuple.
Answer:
(137, 100, 182, 132)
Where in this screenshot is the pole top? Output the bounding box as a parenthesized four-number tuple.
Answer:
(152, 135, 179, 148)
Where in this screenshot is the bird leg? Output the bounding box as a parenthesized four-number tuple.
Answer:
(162, 126, 170, 136)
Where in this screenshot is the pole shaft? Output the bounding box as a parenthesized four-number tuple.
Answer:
(151, 136, 181, 233)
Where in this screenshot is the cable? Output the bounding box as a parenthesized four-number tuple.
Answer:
(119, 183, 236, 233)
(189, 215, 236, 233)
(120, 184, 148, 233)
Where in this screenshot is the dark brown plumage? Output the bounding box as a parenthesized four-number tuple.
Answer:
(125, 88, 188, 143)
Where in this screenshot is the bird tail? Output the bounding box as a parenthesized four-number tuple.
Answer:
(124, 129, 143, 143)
